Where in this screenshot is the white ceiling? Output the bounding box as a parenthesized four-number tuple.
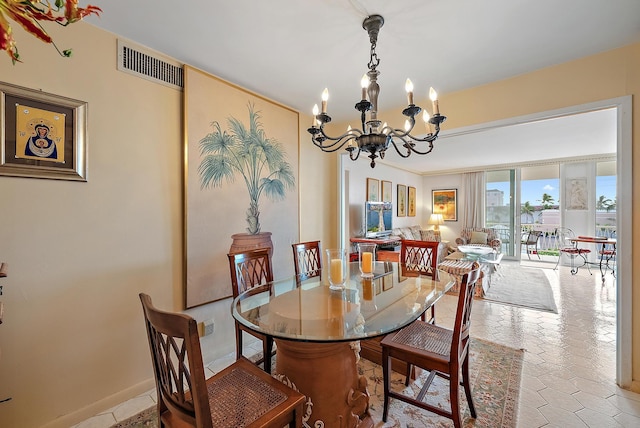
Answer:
(85, 0, 638, 173)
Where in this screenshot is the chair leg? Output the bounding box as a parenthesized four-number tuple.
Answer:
(462, 353, 476, 419)
(449, 368, 462, 428)
(263, 336, 274, 374)
(382, 347, 391, 422)
(235, 322, 243, 360)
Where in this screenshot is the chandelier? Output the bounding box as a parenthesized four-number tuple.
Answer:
(308, 15, 447, 168)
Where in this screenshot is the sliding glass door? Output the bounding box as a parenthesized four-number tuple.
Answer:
(486, 170, 517, 257)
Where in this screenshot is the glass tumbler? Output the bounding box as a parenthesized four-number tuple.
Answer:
(326, 248, 347, 290)
(358, 243, 377, 278)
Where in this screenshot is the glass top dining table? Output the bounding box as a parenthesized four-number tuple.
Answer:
(232, 261, 455, 343)
(231, 261, 454, 427)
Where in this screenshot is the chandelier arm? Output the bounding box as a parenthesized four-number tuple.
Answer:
(396, 137, 435, 156)
(386, 139, 414, 158)
(348, 147, 361, 161)
(312, 138, 357, 153)
(318, 127, 363, 143)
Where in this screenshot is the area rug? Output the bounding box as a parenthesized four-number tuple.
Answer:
(484, 262, 558, 313)
(111, 338, 523, 428)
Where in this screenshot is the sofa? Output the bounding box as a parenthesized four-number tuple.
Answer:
(391, 225, 448, 264)
(453, 227, 502, 252)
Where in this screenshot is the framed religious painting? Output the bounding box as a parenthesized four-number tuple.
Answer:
(432, 188, 457, 221)
(366, 177, 379, 201)
(381, 180, 392, 202)
(408, 186, 416, 216)
(397, 184, 407, 217)
(0, 82, 87, 181)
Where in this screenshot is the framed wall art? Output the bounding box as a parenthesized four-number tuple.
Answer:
(0, 82, 87, 181)
(397, 184, 407, 217)
(408, 186, 416, 217)
(432, 188, 457, 221)
(381, 180, 392, 202)
(184, 66, 299, 308)
(566, 177, 588, 210)
(366, 177, 379, 201)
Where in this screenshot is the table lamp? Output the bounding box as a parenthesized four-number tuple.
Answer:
(428, 213, 444, 233)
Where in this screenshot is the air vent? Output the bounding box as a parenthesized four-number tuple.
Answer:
(117, 39, 183, 90)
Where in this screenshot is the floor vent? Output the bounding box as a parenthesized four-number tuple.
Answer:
(117, 39, 183, 90)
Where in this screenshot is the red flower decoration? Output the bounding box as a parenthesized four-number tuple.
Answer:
(0, 0, 102, 63)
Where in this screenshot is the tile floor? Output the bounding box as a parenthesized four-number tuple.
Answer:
(74, 261, 640, 428)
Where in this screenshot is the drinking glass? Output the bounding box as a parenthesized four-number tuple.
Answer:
(358, 243, 376, 278)
(326, 248, 347, 290)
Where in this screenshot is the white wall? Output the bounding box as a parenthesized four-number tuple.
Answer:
(423, 173, 464, 243)
(340, 154, 425, 244)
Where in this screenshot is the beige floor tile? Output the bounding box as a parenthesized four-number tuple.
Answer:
(575, 408, 624, 428)
(76, 263, 640, 428)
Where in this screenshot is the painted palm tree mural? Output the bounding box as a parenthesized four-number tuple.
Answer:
(198, 104, 295, 234)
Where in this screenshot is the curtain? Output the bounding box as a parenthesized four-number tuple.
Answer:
(462, 171, 485, 228)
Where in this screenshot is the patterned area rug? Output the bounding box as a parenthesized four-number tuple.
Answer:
(112, 338, 523, 428)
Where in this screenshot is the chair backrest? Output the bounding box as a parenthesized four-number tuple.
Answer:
(228, 248, 274, 298)
(139, 293, 213, 428)
(400, 239, 439, 278)
(524, 230, 543, 244)
(555, 227, 576, 249)
(292, 240, 322, 283)
(451, 264, 481, 365)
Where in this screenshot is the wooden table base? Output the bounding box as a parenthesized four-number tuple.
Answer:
(274, 340, 374, 428)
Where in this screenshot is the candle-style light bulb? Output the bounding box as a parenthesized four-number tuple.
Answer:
(312, 104, 319, 126)
(405, 78, 414, 105)
(361, 74, 369, 100)
(382, 122, 388, 135)
(429, 87, 440, 115)
(404, 119, 411, 132)
(321, 88, 329, 113)
(423, 110, 432, 133)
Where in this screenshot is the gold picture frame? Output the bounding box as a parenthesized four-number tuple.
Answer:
(366, 177, 379, 201)
(381, 180, 392, 202)
(397, 184, 407, 217)
(0, 82, 87, 181)
(432, 188, 457, 221)
(408, 186, 416, 216)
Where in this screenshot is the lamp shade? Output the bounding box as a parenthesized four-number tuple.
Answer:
(428, 214, 444, 225)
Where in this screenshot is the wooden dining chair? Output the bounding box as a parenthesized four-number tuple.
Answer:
(291, 240, 322, 285)
(400, 239, 440, 323)
(139, 293, 305, 428)
(228, 248, 275, 373)
(380, 264, 481, 428)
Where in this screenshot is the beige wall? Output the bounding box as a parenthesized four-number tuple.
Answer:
(0, 21, 637, 428)
(0, 23, 333, 427)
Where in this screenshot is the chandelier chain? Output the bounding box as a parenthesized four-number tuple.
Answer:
(368, 42, 380, 70)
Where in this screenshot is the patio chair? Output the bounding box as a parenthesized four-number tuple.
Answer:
(553, 227, 591, 275)
(521, 230, 543, 259)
